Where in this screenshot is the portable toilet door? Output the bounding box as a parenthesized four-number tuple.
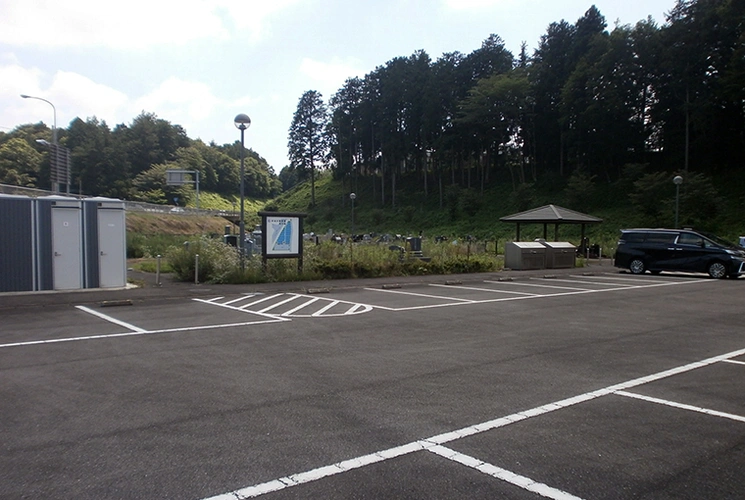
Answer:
(44, 196, 83, 290)
(84, 197, 127, 288)
(96, 198, 126, 288)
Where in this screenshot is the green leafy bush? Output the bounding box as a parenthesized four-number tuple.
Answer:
(166, 236, 240, 283)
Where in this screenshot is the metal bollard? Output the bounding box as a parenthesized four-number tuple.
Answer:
(195, 254, 199, 284)
(156, 255, 162, 286)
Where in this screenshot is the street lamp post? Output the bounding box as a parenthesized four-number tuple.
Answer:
(349, 192, 356, 236)
(21, 94, 63, 193)
(673, 175, 683, 228)
(234, 113, 251, 270)
(20, 94, 57, 144)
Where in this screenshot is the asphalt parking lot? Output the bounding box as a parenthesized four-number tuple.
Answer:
(1, 268, 744, 499)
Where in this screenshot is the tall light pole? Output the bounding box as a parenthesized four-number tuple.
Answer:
(673, 175, 683, 228)
(21, 94, 64, 194)
(234, 113, 251, 270)
(350, 192, 356, 236)
(20, 94, 57, 144)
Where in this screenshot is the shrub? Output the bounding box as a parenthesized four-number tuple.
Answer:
(166, 236, 240, 283)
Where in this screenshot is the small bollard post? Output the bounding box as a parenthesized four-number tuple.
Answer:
(156, 255, 162, 286)
(195, 254, 199, 284)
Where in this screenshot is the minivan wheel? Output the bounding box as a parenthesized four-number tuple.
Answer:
(707, 261, 727, 279)
(629, 259, 646, 274)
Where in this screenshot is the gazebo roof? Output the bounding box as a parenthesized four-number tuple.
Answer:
(500, 204, 602, 224)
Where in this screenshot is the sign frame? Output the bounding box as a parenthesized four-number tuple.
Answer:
(258, 211, 306, 272)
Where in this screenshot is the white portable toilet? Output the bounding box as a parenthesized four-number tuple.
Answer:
(37, 196, 83, 290)
(83, 197, 127, 288)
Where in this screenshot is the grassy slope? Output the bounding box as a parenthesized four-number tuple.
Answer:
(126, 212, 231, 236)
(128, 170, 744, 252)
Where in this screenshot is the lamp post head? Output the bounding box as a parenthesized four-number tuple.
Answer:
(350, 192, 356, 201)
(20, 94, 30, 99)
(673, 175, 683, 185)
(234, 113, 251, 130)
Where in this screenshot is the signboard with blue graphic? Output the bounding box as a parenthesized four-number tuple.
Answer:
(265, 215, 300, 255)
(258, 212, 306, 271)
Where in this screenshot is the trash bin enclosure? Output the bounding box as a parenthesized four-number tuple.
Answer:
(542, 241, 576, 269)
(504, 242, 546, 270)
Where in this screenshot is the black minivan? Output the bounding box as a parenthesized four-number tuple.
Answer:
(614, 229, 745, 278)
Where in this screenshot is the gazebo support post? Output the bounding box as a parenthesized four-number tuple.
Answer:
(580, 224, 587, 253)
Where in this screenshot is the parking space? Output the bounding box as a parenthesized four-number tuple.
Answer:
(1, 271, 743, 499)
(207, 347, 745, 500)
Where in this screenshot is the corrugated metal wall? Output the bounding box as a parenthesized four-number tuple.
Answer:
(35, 199, 54, 291)
(0, 196, 35, 292)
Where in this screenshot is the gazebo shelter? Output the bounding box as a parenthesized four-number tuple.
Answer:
(500, 204, 603, 242)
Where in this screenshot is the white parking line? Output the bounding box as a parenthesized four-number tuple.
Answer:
(579, 275, 664, 284)
(0, 318, 284, 349)
(281, 297, 320, 316)
(485, 280, 590, 292)
(193, 297, 291, 321)
(365, 287, 476, 302)
(238, 294, 283, 309)
(345, 303, 370, 315)
(312, 300, 340, 316)
(615, 391, 745, 423)
(533, 277, 635, 287)
(722, 359, 745, 366)
(427, 445, 583, 500)
(257, 294, 302, 314)
(430, 283, 539, 296)
(223, 294, 256, 306)
(201, 345, 745, 500)
(75, 305, 147, 333)
(371, 279, 704, 312)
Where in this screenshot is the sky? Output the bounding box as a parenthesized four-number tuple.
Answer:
(1, 0, 676, 173)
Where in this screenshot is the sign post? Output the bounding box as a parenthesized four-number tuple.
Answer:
(166, 169, 200, 210)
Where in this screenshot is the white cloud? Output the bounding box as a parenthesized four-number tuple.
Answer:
(223, 0, 305, 43)
(3, 61, 219, 137)
(0, 0, 303, 49)
(299, 57, 365, 98)
(442, 0, 506, 10)
(50, 71, 129, 123)
(135, 78, 220, 122)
